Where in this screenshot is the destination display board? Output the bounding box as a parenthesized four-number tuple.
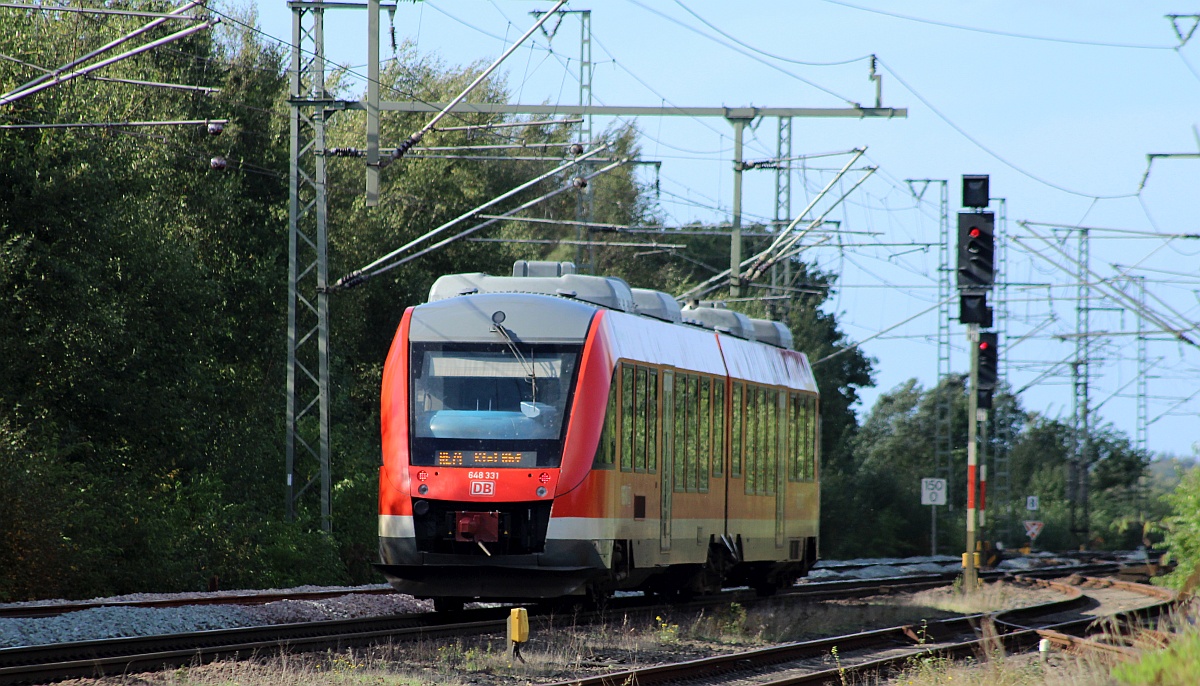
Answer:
(436, 450, 537, 468)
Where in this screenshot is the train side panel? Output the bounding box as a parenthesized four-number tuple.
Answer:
(717, 335, 820, 576)
(554, 311, 728, 573)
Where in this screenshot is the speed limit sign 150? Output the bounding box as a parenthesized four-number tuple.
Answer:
(921, 478, 947, 506)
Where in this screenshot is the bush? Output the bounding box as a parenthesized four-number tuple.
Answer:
(1114, 621, 1200, 685)
(1157, 468, 1200, 590)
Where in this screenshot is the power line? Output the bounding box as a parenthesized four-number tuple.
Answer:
(670, 0, 870, 67)
(875, 57, 1140, 201)
(623, 0, 861, 106)
(819, 0, 1173, 50)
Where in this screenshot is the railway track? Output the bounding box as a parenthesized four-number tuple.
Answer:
(0, 557, 1120, 620)
(544, 576, 1176, 686)
(0, 562, 1133, 685)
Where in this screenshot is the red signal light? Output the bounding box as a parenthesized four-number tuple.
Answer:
(979, 341, 990, 350)
(417, 470, 429, 481)
(969, 227, 981, 238)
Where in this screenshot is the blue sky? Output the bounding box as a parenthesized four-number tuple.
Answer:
(242, 0, 1200, 458)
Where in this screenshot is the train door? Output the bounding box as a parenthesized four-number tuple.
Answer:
(660, 370, 674, 551)
(775, 389, 787, 548)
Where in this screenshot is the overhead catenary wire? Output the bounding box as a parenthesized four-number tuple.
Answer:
(330, 144, 610, 290)
(0, 17, 218, 107)
(1013, 223, 1198, 346)
(84, 75, 221, 94)
(333, 157, 632, 289)
(468, 238, 686, 249)
(813, 293, 958, 367)
(0, 2, 208, 20)
(748, 165, 879, 282)
(387, 0, 569, 161)
(670, 0, 870, 67)
(196, 3, 535, 146)
(432, 117, 582, 132)
(0, 119, 227, 130)
(624, 0, 861, 106)
(874, 56, 1139, 200)
(676, 150, 870, 301)
(819, 0, 1173, 50)
(2, 0, 205, 101)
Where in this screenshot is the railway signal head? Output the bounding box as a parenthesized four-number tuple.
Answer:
(962, 174, 990, 208)
(957, 212, 995, 290)
(977, 332, 998, 391)
(959, 293, 993, 326)
(977, 387, 993, 410)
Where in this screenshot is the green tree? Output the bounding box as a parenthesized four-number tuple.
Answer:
(838, 374, 1147, 559)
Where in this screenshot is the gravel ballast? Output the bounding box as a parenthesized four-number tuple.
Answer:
(0, 553, 1127, 649)
(0, 586, 432, 648)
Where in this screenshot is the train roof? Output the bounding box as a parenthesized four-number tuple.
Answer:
(631, 288, 682, 323)
(749, 318, 795, 350)
(428, 269, 635, 313)
(680, 304, 758, 342)
(426, 260, 793, 350)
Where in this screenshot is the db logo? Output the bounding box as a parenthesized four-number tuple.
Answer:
(470, 481, 495, 496)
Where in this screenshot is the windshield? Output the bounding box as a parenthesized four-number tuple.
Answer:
(410, 344, 580, 449)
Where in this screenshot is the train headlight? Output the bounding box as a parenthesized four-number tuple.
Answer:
(536, 486, 548, 498)
(417, 484, 429, 495)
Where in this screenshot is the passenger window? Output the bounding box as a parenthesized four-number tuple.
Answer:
(788, 393, 799, 482)
(635, 367, 648, 471)
(620, 364, 634, 471)
(594, 370, 618, 468)
(688, 375, 701, 492)
(808, 396, 818, 481)
(764, 390, 776, 495)
(744, 386, 757, 495)
(647, 368, 659, 473)
(712, 381, 725, 478)
(731, 382, 743, 478)
(699, 377, 711, 490)
(674, 374, 687, 493)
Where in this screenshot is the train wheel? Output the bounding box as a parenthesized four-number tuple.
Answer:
(752, 583, 778, 597)
(651, 587, 696, 603)
(433, 597, 465, 612)
(592, 582, 617, 609)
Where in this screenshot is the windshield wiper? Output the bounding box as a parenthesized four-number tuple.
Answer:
(493, 323, 537, 403)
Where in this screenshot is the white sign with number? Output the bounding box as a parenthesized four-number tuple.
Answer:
(1026, 496, 1039, 511)
(921, 478, 948, 506)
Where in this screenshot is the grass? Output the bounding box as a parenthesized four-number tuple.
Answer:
(878, 595, 1200, 686)
(894, 579, 1049, 615)
(882, 652, 1121, 686)
(1111, 601, 1200, 686)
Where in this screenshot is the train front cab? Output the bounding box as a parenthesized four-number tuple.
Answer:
(377, 293, 614, 602)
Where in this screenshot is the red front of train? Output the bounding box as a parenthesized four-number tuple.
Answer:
(376, 286, 614, 603)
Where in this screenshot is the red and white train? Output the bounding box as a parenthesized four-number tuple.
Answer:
(376, 261, 820, 609)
